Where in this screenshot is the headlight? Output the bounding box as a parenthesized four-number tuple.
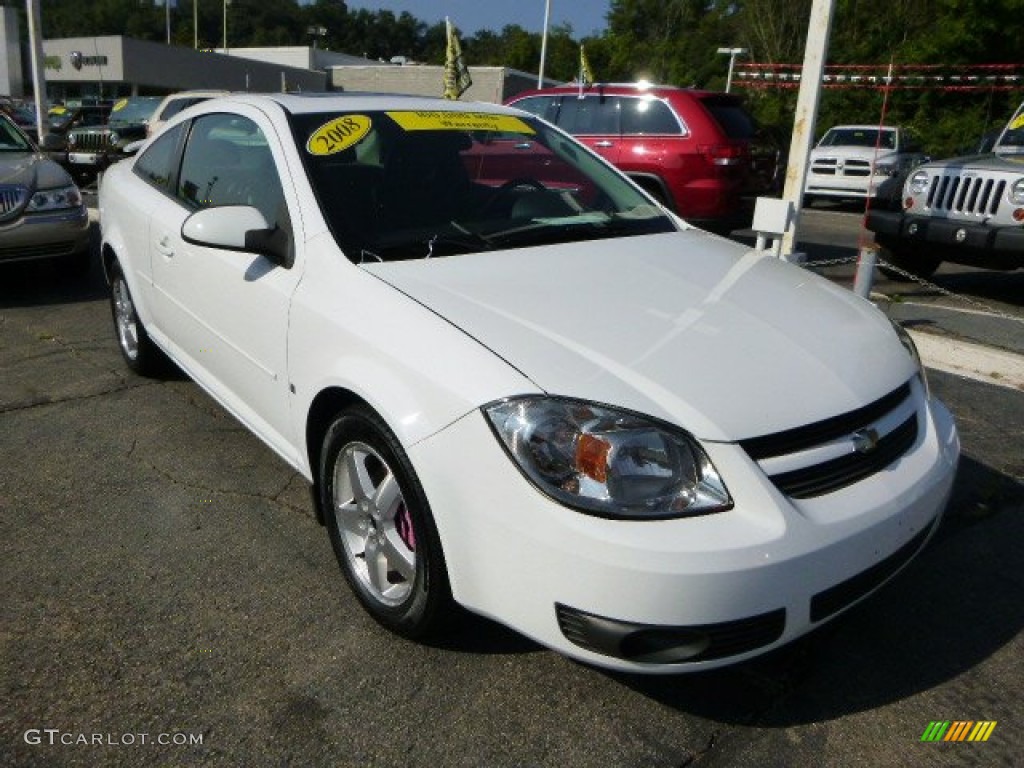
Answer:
(109, 131, 120, 144)
(1008, 178, 1024, 205)
(889, 318, 929, 399)
(908, 170, 929, 195)
(484, 397, 732, 519)
(873, 162, 898, 177)
(27, 185, 83, 212)
(66, 133, 76, 147)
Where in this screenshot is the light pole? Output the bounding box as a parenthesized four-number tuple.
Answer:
(165, 0, 170, 45)
(537, 0, 551, 88)
(223, 0, 230, 54)
(194, 0, 198, 49)
(716, 47, 747, 93)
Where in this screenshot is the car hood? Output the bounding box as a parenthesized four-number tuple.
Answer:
(0, 151, 71, 189)
(363, 231, 915, 442)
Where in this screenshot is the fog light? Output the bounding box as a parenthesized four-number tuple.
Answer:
(1013, 208, 1024, 222)
(908, 222, 919, 235)
(904, 197, 914, 210)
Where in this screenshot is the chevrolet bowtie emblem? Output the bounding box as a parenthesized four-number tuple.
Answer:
(851, 428, 880, 454)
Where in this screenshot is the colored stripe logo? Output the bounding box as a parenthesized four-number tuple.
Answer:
(921, 721, 997, 742)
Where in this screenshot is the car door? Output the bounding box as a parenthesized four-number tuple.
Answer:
(148, 109, 302, 461)
(554, 94, 622, 166)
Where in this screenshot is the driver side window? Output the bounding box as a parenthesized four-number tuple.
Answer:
(177, 113, 286, 229)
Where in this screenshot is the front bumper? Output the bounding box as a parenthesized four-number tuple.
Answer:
(409, 386, 959, 673)
(0, 206, 91, 264)
(867, 209, 1024, 269)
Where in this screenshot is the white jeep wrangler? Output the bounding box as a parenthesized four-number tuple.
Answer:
(866, 102, 1024, 279)
(804, 124, 927, 208)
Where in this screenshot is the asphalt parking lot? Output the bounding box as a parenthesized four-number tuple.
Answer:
(2, 219, 1022, 767)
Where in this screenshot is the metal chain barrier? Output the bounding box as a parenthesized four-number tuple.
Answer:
(793, 252, 1024, 324)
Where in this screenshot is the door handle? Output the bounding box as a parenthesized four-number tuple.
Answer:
(593, 140, 615, 148)
(155, 234, 174, 258)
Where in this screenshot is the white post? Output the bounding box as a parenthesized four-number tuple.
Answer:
(194, 0, 198, 49)
(25, 0, 47, 140)
(537, 0, 551, 88)
(223, 0, 229, 54)
(780, 0, 837, 257)
(165, 0, 170, 45)
(853, 245, 878, 298)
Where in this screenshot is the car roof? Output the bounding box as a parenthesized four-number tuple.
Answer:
(510, 83, 724, 99)
(214, 92, 541, 117)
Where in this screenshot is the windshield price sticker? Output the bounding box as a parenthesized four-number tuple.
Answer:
(1010, 113, 1024, 131)
(386, 111, 535, 135)
(112, 98, 129, 112)
(307, 115, 373, 156)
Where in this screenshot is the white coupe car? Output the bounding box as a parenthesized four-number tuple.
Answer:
(99, 94, 959, 673)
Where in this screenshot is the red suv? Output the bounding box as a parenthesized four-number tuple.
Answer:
(507, 83, 754, 228)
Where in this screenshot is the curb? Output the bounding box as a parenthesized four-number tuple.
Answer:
(909, 330, 1024, 392)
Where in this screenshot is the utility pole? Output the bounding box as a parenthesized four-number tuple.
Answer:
(25, 0, 47, 140)
(780, 0, 837, 257)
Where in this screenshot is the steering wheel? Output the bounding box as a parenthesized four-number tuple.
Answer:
(481, 177, 546, 215)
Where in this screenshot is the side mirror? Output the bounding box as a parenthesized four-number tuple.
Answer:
(181, 206, 293, 268)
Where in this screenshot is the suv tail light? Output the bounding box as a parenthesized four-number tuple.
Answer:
(698, 143, 747, 167)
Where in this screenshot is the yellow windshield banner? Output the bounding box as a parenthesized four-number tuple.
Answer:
(1010, 113, 1024, 131)
(306, 115, 373, 156)
(386, 111, 535, 135)
(112, 98, 129, 111)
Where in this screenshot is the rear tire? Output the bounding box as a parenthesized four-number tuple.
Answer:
(109, 262, 165, 376)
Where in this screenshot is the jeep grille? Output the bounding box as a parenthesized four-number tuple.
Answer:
(925, 174, 1005, 216)
(70, 132, 111, 151)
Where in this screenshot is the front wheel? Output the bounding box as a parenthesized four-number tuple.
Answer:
(320, 406, 451, 639)
(877, 244, 941, 282)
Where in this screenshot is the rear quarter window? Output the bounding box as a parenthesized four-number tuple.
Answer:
(699, 96, 756, 140)
(133, 123, 185, 192)
(620, 97, 682, 135)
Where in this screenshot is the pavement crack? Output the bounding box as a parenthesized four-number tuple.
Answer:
(0, 380, 158, 415)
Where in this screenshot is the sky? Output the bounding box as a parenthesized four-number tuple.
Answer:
(339, 1, 611, 37)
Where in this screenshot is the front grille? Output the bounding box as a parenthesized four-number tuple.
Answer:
(769, 414, 918, 499)
(69, 132, 110, 151)
(810, 521, 935, 622)
(811, 157, 872, 178)
(0, 185, 29, 220)
(926, 174, 1004, 216)
(740, 382, 917, 499)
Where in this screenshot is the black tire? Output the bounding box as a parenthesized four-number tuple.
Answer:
(319, 406, 451, 639)
(877, 244, 941, 282)
(109, 262, 165, 376)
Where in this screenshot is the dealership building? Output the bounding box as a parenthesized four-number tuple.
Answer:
(0, 6, 547, 106)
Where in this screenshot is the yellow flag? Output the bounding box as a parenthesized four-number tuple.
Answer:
(580, 44, 594, 86)
(443, 18, 472, 100)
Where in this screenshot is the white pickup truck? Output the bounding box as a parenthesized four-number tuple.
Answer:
(866, 102, 1024, 279)
(804, 125, 927, 208)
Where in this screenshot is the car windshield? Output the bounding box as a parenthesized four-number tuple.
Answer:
(290, 109, 675, 262)
(819, 128, 895, 149)
(995, 102, 1024, 154)
(0, 117, 33, 152)
(109, 97, 161, 127)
